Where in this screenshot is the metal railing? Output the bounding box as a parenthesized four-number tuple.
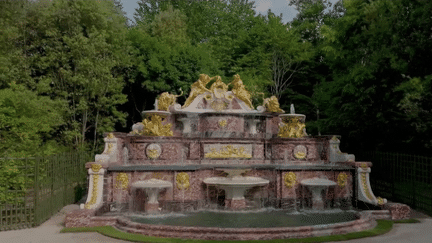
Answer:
(0, 151, 92, 231)
(355, 151, 432, 216)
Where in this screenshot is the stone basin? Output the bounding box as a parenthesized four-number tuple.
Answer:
(132, 179, 173, 189)
(203, 176, 269, 209)
(203, 176, 269, 188)
(301, 178, 337, 187)
(301, 178, 336, 210)
(131, 179, 172, 212)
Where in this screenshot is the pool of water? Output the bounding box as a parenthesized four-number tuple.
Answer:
(128, 209, 359, 228)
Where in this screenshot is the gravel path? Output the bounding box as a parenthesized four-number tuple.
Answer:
(0, 204, 430, 243)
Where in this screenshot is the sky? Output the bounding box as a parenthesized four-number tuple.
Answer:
(121, 0, 301, 24)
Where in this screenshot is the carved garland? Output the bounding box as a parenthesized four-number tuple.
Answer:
(337, 173, 348, 188)
(115, 173, 129, 190)
(85, 174, 99, 209)
(360, 172, 374, 200)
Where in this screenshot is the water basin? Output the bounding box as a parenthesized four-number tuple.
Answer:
(127, 209, 359, 228)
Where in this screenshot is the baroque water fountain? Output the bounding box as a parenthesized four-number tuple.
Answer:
(65, 74, 411, 241)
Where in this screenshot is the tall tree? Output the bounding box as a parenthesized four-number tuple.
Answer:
(124, 4, 219, 125)
(316, 0, 432, 154)
(0, 0, 131, 150)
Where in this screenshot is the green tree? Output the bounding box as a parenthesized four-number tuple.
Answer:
(0, 83, 65, 157)
(124, 5, 220, 124)
(0, 0, 132, 150)
(315, 0, 432, 154)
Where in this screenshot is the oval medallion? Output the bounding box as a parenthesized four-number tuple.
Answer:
(146, 143, 162, 159)
(293, 145, 307, 159)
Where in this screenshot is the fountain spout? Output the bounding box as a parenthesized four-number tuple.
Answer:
(290, 104, 295, 114)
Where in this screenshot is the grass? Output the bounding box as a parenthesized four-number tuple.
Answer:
(60, 219, 395, 243)
(394, 218, 421, 224)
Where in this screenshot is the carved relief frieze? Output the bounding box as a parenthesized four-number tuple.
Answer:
(204, 144, 252, 159)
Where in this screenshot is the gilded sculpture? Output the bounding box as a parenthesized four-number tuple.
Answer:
(360, 172, 374, 200)
(377, 197, 385, 205)
(146, 143, 162, 159)
(147, 149, 159, 159)
(176, 172, 190, 190)
(141, 114, 173, 136)
(183, 74, 213, 108)
(278, 117, 306, 138)
(263, 96, 284, 113)
(218, 119, 227, 128)
(205, 145, 252, 159)
(91, 163, 103, 172)
(115, 173, 129, 190)
(210, 76, 229, 99)
(157, 90, 183, 111)
(85, 174, 99, 209)
(284, 172, 297, 188)
(230, 74, 253, 109)
(337, 172, 348, 188)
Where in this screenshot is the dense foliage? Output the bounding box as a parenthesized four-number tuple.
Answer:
(1, 0, 431, 157)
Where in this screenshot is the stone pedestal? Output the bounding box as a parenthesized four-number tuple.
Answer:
(225, 199, 246, 209)
(311, 195, 325, 210)
(145, 203, 160, 213)
(383, 203, 411, 220)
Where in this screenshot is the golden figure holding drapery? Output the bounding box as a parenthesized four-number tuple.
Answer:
(210, 76, 229, 99)
(230, 74, 253, 109)
(183, 74, 213, 108)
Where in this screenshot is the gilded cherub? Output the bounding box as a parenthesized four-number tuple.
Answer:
(183, 74, 212, 108)
(230, 74, 253, 109)
(209, 76, 228, 99)
(263, 96, 284, 113)
(157, 90, 183, 111)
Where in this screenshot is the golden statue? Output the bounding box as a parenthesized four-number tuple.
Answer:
(210, 76, 228, 99)
(278, 117, 305, 138)
(263, 96, 284, 113)
(230, 74, 253, 109)
(157, 90, 183, 111)
(183, 74, 212, 108)
(142, 114, 173, 136)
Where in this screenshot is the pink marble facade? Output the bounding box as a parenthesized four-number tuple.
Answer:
(145, 203, 159, 213)
(198, 115, 244, 132)
(383, 203, 411, 220)
(225, 199, 247, 209)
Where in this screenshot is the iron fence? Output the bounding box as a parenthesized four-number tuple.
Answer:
(356, 151, 432, 216)
(0, 151, 92, 231)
